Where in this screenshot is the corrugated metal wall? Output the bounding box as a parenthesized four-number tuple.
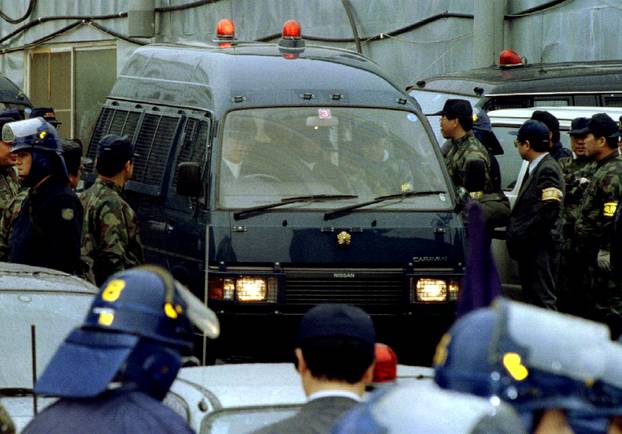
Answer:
(0, 0, 621, 90)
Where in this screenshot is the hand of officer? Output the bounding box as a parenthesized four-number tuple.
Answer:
(597, 249, 612, 272)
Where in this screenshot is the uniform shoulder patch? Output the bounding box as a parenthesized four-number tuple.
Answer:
(61, 208, 75, 221)
(604, 201, 618, 217)
(541, 187, 563, 202)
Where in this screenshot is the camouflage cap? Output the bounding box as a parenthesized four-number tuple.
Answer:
(568, 117, 590, 136)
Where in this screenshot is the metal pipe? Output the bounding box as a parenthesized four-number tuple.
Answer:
(473, 0, 507, 67)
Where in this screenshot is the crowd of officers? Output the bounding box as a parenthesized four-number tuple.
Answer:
(0, 108, 143, 287)
(436, 99, 622, 337)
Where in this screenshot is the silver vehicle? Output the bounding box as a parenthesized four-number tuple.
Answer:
(0, 262, 97, 432)
(168, 363, 434, 434)
(486, 106, 622, 290)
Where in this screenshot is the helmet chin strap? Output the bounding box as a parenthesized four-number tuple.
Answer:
(23, 149, 68, 187)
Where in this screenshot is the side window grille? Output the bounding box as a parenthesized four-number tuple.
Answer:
(604, 96, 622, 107)
(132, 114, 179, 186)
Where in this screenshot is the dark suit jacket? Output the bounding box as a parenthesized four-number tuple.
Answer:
(252, 396, 358, 434)
(506, 154, 565, 259)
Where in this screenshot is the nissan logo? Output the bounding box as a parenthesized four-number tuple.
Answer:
(333, 273, 355, 278)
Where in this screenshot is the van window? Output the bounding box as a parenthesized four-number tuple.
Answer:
(88, 108, 183, 193)
(218, 107, 450, 211)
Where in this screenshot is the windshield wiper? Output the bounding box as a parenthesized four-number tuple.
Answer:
(323, 190, 446, 220)
(233, 194, 358, 220)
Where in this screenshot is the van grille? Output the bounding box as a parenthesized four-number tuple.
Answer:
(284, 269, 405, 311)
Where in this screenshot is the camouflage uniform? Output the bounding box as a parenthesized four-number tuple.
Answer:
(0, 404, 14, 434)
(444, 131, 494, 195)
(574, 151, 622, 326)
(0, 166, 19, 213)
(557, 156, 596, 314)
(81, 178, 144, 286)
(0, 189, 27, 261)
(351, 158, 413, 196)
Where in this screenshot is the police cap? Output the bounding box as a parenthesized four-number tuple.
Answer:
(587, 113, 620, 139)
(29, 107, 61, 126)
(568, 117, 590, 136)
(513, 119, 550, 147)
(96, 134, 134, 176)
(429, 99, 473, 118)
(296, 303, 375, 349)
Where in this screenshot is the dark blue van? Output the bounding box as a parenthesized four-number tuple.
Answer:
(86, 21, 465, 362)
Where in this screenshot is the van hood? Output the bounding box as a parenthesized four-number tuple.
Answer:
(210, 211, 464, 268)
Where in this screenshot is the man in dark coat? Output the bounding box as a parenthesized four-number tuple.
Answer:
(506, 120, 565, 310)
(253, 304, 376, 434)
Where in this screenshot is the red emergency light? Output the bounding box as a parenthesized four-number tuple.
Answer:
(278, 19, 305, 52)
(372, 343, 398, 383)
(282, 19, 302, 39)
(499, 49, 524, 68)
(216, 19, 235, 39)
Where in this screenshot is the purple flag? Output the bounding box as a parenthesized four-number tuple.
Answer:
(456, 201, 502, 318)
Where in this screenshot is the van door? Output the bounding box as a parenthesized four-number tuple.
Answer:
(161, 114, 211, 291)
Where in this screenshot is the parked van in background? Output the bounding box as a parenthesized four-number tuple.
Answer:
(410, 51, 622, 143)
(85, 19, 466, 363)
(486, 106, 622, 291)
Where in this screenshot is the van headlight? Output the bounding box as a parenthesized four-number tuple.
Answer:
(209, 276, 278, 303)
(410, 278, 460, 303)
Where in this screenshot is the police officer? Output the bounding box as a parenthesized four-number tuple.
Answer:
(531, 110, 572, 161)
(2, 118, 83, 273)
(23, 265, 220, 434)
(433, 99, 494, 201)
(0, 112, 22, 217)
(28, 106, 61, 130)
(506, 120, 564, 310)
(81, 134, 143, 286)
(575, 113, 622, 334)
(433, 298, 611, 433)
(557, 117, 596, 314)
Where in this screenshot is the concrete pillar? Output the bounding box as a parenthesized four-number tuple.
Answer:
(128, 0, 155, 38)
(473, 0, 507, 67)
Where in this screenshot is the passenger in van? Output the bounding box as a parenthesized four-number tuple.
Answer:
(81, 134, 144, 286)
(531, 110, 572, 161)
(347, 124, 412, 196)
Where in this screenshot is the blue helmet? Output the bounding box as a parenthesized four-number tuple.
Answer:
(35, 266, 219, 400)
(434, 298, 609, 431)
(2, 117, 67, 185)
(331, 383, 526, 434)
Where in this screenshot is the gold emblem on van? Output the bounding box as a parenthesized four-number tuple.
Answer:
(337, 231, 351, 246)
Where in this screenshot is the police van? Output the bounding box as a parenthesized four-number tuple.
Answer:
(85, 19, 465, 361)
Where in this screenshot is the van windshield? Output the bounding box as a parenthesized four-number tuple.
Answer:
(217, 107, 451, 211)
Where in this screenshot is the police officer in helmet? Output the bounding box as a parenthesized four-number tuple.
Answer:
(23, 265, 220, 434)
(3, 118, 83, 274)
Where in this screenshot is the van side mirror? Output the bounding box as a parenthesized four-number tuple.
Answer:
(176, 162, 202, 197)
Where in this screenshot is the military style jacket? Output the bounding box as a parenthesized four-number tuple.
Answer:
(0, 166, 20, 214)
(559, 156, 596, 237)
(0, 189, 27, 260)
(444, 132, 494, 196)
(575, 151, 622, 254)
(81, 178, 144, 286)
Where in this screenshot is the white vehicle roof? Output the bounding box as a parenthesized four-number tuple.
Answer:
(488, 106, 622, 126)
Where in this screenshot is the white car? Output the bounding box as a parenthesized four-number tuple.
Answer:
(487, 106, 622, 290)
(0, 262, 97, 432)
(168, 363, 434, 433)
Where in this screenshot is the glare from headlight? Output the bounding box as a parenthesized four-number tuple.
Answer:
(416, 279, 447, 302)
(236, 277, 267, 302)
(223, 279, 235, 300)
(448, 281, 460, 301)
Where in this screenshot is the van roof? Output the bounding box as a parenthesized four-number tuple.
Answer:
(110, 43, 417, 114)
(407, 60, 622, 98)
